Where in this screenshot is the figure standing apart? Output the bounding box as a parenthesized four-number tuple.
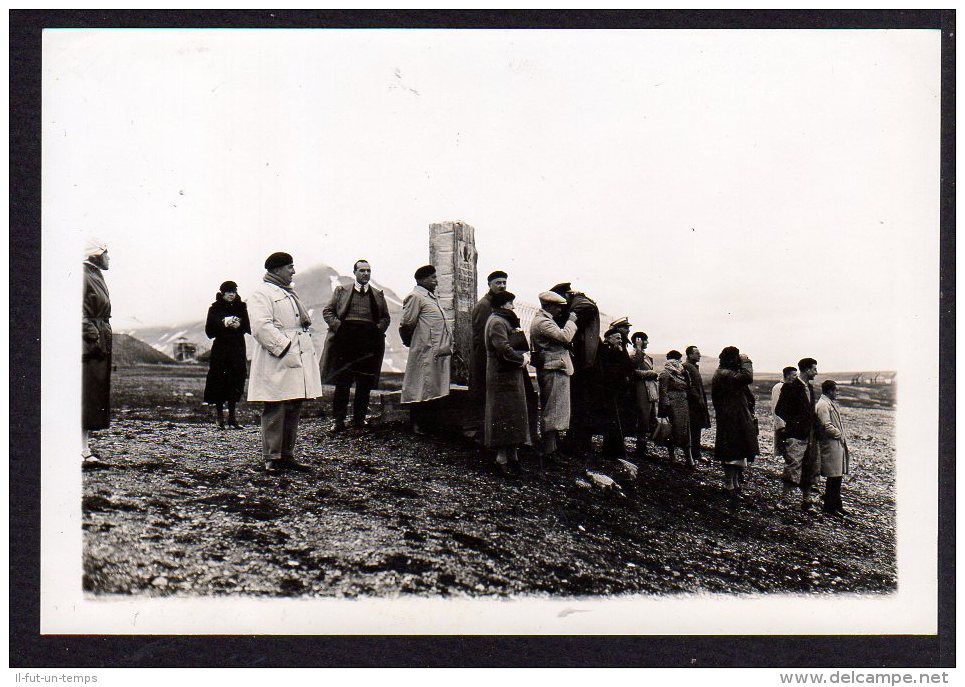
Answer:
(770, 366, 798, 459)
(711, 346, 760, 501)
(775, 357, 820, 511)
(319, 259, 391, 435)
(629, 332, 659, 459)
(529, 291, 578, 462)
(683, 345, 711, 464)
(82, 238, 112, 469)
(399, 265, 452, 434)
(203, 280, 251, 429)
(470, 270, 508, 438)
(658, 350, 693, 467)
(815, 380, 851, 516)
(247, 252, 322, 475)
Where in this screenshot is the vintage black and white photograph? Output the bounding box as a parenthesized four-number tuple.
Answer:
(39, 24, 941, 636)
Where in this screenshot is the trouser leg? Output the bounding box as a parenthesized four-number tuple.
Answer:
(280, 400, 303, 459)
(352, 375, 374, 425)
(227, 401, 236, 422)
(261, 402, 285, 462)
(332, 384, 351, 424)
(824, 476, 842, 512)
(690, 425, 702, 462)
(542, 429, 558, 456)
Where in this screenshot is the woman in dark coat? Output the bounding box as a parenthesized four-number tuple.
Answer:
(204, 281, 251, 428)
(484, 291, 532, 476)
(82, 239, 112, 467)
(711, 346, 760, 499)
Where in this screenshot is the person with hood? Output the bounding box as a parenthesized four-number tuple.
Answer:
(247, 252, 322, 475)
(400, 265, 452, 434)
(203, 280, 251, 429)
(711, 346, 760, 501)
(82, 238, 112, 468)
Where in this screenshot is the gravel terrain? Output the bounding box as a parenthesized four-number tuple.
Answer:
(82, 368, 897, 597)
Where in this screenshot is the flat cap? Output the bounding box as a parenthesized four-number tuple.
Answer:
(487, 270, 508, 283)
(549, 282, 572, 296)
(538, 291, 567, 305)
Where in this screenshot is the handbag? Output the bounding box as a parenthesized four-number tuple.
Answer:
(651, 416, 672, 442)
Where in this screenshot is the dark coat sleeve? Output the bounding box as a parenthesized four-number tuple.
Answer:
(205, 305, 224, 340)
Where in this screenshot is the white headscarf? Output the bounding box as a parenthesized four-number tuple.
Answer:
(84, 237, 107, 261)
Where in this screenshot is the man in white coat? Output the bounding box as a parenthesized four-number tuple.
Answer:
(247, 252, 323, 474)
(529, 291, 578, 460)
(815, 379, 851, 516)
(399, 265, 452, 434)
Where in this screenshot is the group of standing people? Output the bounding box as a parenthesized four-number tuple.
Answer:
(81, 246, 852, 515)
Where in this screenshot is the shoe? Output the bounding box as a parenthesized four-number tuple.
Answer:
(800, 501, 813, 513)
(493, 461, 515, 478)
(835, 507, 850, 516)
(350, 419, 370, 432)
(412, 423, 429, 436)
(279, 458, 311, 473)
(265, 460, 282, 475)
(228, 419, 243, 429)
(217, 419, 226, 430)
(328, 420, 346, 437)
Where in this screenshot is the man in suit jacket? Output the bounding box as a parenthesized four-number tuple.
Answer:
(683, 345, 711, 464)
(319, 260, 391, 434)
(775, 357, 820, 511)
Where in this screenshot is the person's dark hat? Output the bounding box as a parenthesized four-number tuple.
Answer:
(414, 264, 436, 281)
(264, 252, 294, 271)
(487, 270, 508, 283)
(549, 282, 571, 296)
(719, 346, 741, 366)
(219, 280, 238, 294)
(631, 331, 648, 343)
(666, 349, 683, 360)
(491, 290, 516, 308)
(604, 327, 623, 340)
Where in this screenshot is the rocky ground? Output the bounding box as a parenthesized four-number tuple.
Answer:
(82, 366, 897, 597)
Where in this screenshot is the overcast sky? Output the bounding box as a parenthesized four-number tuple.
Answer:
(43, 29, 940, 371)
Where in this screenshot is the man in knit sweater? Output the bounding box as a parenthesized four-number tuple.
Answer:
(319, 259, 391, 434)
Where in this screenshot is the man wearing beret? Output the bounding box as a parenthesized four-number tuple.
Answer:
(319, 259, 391, 435)
(400, 265, 453, 433)
(470, 270, 509, 435)
(247, 252, 323, 474)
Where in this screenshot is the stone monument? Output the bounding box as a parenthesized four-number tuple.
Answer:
(429, 220, 478, 386)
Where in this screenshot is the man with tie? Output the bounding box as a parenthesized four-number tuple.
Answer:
(319, 259, 391, 434)
(776, 357, 820, 511)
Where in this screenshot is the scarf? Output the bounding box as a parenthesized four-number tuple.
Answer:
(263, 272, 312, 328)
(663, 358, 689, 385)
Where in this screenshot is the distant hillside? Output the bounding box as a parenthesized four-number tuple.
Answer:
(126, 264, 408, 373)
(112, 333, 176, 366)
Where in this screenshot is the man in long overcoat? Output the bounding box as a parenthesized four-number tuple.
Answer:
(248, 252, 323, 474)
(815, 380, 851, 516)
(470, 270, 508, 434)
(598, 328, 635, 459)
(529, 291, 578, 459)
(683, 345, 712, 463)
(82, 238, 112, 467)
(775, 357, 820, 511)
(400, 265, 452, 433)
(551, 282, 601, 455)
(319, 259, 391, 434)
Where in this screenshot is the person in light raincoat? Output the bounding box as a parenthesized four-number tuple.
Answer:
(399, 265, 452, 433)
(247, 252, 323, 474)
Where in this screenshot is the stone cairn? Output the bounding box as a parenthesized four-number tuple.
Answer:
(429, 221, 478, 386)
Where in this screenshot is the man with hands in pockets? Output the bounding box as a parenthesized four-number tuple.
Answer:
(247, 252, 323, 475)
